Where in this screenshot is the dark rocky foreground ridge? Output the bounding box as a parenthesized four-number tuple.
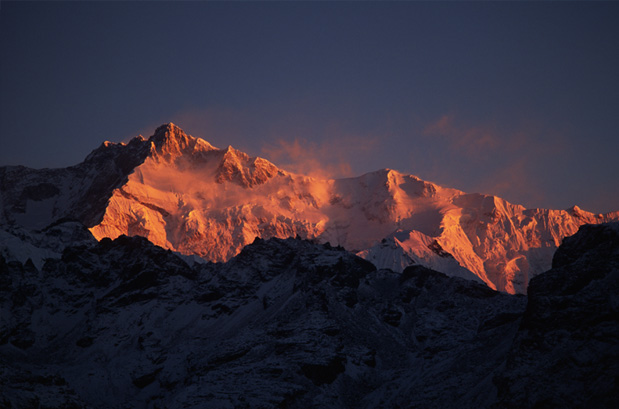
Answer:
(1, 223, 618, 408)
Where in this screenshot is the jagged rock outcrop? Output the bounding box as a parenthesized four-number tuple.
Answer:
(493, 223, 619, 408)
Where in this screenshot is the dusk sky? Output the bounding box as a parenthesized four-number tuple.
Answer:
(1, 1, 618, 214)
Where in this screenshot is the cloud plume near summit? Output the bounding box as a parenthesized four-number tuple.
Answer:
(261, 135, 379, 179)
(419, 114, 572, 210)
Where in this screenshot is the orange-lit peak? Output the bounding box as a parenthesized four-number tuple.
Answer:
(147, 123, 216, 161)
(150, 123, 188, 144)
(222, 145, 247, 159)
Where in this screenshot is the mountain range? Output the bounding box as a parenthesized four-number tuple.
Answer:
(1, 123, 617, 293)
(1, 123, 618, 408)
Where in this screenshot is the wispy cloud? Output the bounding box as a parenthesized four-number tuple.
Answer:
(474, 158, 547, 208)
(419, 114, 570, 208)
(423, 114, 500, 156)
(423, 114, 570, 157)
(261, 134, 378, 179)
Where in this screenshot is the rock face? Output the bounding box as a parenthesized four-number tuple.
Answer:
(2, 222, 618, 408)
(2, 123, 618, 293)
(493, 223, 619, 408)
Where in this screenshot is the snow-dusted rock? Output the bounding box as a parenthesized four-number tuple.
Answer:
(2, 223, 617, 408)
(0, 221, 96, 270)
(0, 235, 523, 408)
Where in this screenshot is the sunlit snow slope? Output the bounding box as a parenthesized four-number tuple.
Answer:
(2, 123, 617, 293)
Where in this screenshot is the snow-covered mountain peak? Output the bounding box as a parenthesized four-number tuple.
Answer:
(83, 133, 150, 165)
(219, 144, 250, 170)
(3, 122, 618, 294)
(215, 146, 279, 188)
(147, 123, 217, 163)
(141, 124, 278, 189)
(223, 144, 241, 154)
(566, 204, 595, 218)
(361, 168, 462, 201)
(150, 122, 184, 143)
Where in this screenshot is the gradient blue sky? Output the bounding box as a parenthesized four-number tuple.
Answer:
(1, 1, 618, 213)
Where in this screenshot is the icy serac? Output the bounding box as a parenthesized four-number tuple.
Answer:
(2, 123, 618, 293)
